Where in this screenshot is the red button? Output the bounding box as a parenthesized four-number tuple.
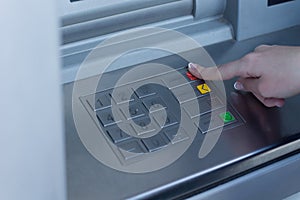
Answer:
(186, 71, 198, 80)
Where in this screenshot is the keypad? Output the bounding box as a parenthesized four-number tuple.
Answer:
(82, 66, 242, 164)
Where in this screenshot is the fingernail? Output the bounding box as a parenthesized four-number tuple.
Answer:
(188, 63, 196, 70)
(276, 102, 283, 108)
(234, 81, 244, 90)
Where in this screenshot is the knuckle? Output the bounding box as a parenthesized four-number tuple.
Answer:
(257, 44, 270, 49)
(242, 52, 256, 65)
(240, 53, 259, 76)
(241, 53, 258, 67)
(254, 45, 265, 51)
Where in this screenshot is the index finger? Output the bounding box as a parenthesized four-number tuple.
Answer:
(188, 59, 246, 81)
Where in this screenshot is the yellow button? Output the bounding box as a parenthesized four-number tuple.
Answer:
(197, 83, 211, 94)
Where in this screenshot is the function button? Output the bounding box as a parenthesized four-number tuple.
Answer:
(131, 116, 158, 136)
(164, 126, 189, 144)
(118, 140, 146, 159)
(161, 71, 188, 89)
(219, 111, 236, 123)
(87, 92, 111, 111)
(195, 112, 223, 133)
(142, 133, 169, 152)
(210, 96, 225, 109)
(106, 125, 132, 143)
(171, 84, 197, 104)
(194, 108, 237, 134)
(152, 111, 178, 128)
(120, 102, 147, 119)
(182, 99, 202, 118)
(96, 108, 122, 127)
(183, 95, 224, 118)
(186, 71, 198, 81)
(143, 96, 167, 112)
(110, 87, 136, 104)
(197, 83, 211, 95)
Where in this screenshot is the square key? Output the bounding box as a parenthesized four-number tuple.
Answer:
(152, 111, 178, 128)
(134, 83, 157, 98)
(131, 116, 158, 136)
(96, 108, 122, 127)
(195, 110, 229, 134)
(164, 126, 189, 144)
(120, 102, 147, 119)
(110, 87, 136, 104)
(197, 83, 211, 95)
(143, 96, 167, 112)
(210, 96, 225, 109)
(219, 111, 236, 123)
(87, 92, 111, 111)
(183, 95, 224, 118)
(162, 71, 188, 89)
(183, 99, 203, 118)
(106, 125, 132, 143)
(142, 133, 169, 152)
(118, 140, 146, 160)
(197, 113, 223, 133)
(186, 71, 198, 81)
(171, 84, 197, 104)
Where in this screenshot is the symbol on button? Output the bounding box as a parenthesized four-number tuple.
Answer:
(219, 111, 235, 123)
(197, 83, 211, 94)
(186, 71, 198, 81)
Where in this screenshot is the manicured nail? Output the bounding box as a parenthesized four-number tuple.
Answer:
(188, 63, 196, 70)
(234, 81, 244, 90)
(275, 102, 283, 108)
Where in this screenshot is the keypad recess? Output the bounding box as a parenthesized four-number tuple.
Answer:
(81, 67, 243, 163)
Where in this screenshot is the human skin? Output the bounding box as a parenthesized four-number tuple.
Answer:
(188, 45, 300, 107)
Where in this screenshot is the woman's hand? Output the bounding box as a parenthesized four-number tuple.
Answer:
(188, 45, 300, 107)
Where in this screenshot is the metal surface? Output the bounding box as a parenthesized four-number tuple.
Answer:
(188, 152, 300, 200)
(1, 1, 66, 200)
(225, 0, 300, 40)
(64, 26, 300, 199)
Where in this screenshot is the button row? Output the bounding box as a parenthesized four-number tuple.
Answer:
(194, 107, 237, 134)
(106, 124, 190, 157)
(100, 108, 179, 137)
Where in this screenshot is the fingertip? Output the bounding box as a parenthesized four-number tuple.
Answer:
(188, 63, 200, 72)
(264, 98, 285, 108)
(188, 63, 196, 70)
(275, 100, 285, 108)
(188, 63, 202, 78)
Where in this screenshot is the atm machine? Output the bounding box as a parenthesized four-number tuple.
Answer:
(43, 0, 300, 199)
(1, 0, 300, 200)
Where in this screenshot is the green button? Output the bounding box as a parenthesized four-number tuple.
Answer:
(219, 111, 235, 123)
